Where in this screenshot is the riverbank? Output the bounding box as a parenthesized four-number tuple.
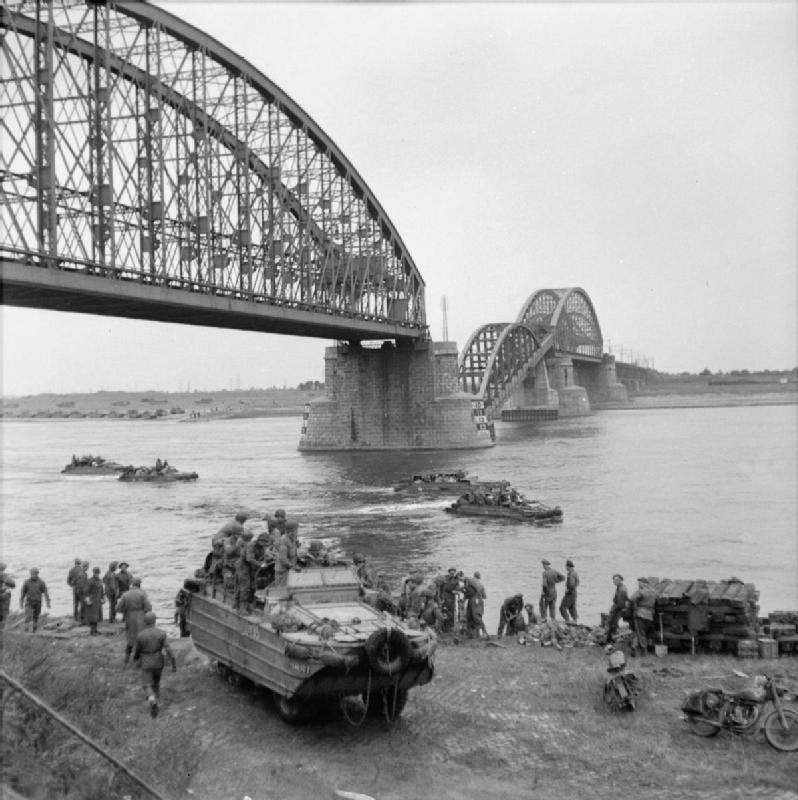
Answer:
(2, 617, 797, 800)
(3, 375, 796, 421)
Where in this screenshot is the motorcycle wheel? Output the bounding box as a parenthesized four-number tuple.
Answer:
(763, 708, 798, 752)
(687, 713, 721, 737)
(603, 681, 628, 712)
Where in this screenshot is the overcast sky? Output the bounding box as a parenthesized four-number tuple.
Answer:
(2, 1, 796, 395)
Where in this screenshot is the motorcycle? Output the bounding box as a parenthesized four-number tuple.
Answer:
(681, 671, 798, 752)
(603, 645, 640, 711)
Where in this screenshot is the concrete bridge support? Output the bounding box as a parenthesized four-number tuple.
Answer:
(548, 356, 591, 417)
(298, 341, 494, 451)
(574, 355, 629, 405)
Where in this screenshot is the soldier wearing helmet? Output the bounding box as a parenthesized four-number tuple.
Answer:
(133, 610, 176, 718)
(235, 529, 267, 613)
(353, 552, 374, 589)
(275, 520, 299, 582)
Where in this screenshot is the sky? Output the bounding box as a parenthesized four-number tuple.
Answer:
(1, 1, 796, 395)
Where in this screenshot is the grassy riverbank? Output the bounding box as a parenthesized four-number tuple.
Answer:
(2, 618, 797, 800)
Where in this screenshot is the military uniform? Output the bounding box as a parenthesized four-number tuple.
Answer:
(498, 594, 526, 637)
(630, 578, 657, 655)
(607, 575, 629, 637)
(133, 612, 176, 717)
(85, 570, 105, 634)
(559, 561, 579, 623)
(66, 560, 82, 620)
(235, 533, 264, 612)
(103, 564, 119, 623)
(20, 572, 50, 632)
(538, 560, 564, 621)
(117, 583, 152, 663)
(275, 527, 298, 582)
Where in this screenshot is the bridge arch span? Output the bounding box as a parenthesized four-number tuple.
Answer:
(459, 322, 548, 415)
(517, 287, 602, 360)
(0, 0, 425, 337)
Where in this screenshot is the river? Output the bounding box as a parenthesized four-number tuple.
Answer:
(1, 404, 796, 628)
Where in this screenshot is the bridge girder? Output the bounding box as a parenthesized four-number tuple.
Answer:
(0, 0, 426, 339)
(460, 287, 604, 411)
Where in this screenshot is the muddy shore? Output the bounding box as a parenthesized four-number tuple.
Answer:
(3, 616, 797, 800)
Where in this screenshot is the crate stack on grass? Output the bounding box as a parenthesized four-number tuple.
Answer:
(767, 611, 798, 656)
(649, 577, 759, 654)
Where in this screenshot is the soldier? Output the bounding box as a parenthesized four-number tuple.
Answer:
(419, 589, 444, 632)
(439, 567, 461, 632)
(20, 568, 50, 633)
(538, 559, 564, 621)
(235, 530, 268, 613)
(0, 563, 16, 633)
(630, 577, 657, 656)
(560, 559, 580, 623)
(464, 572, 488, 639)
(66, 558, 82, 621)
(103, 561, 120, 623)
(174, 586, 191, 637)
(606, 573, 629, 639)
(117, 562, 132, 596)
(221, 526, 242, 596)
(497, 593, 526, 637)
(133, 611, 177, 718)
(117, 576, 152, 665)
(85, 566, 105, 635)
(353, 553, 374, 589)
(275, 520, 299, 582)
(74, 561, 90, 625)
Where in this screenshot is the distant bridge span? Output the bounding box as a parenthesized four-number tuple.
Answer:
(459, 287, 615, 417)
(0, 0, 426, 341)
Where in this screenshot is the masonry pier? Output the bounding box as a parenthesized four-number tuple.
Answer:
(298, 341, 494, 451)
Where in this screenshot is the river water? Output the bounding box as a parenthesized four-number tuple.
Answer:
(1, 404, 796, 629)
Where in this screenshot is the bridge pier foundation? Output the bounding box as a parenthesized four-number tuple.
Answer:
(298, 340, 494, 451)
(575, 355, 629, 405)
(548, 356, 591, 417)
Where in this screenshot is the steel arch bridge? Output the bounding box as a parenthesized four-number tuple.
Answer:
(0, 0, 426, 341)
(459, 287, 603, 414)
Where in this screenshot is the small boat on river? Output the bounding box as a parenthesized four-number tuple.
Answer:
(118, 465, 198, 482)
(393, 470, 509, 494)
(61, 455, 126, 476)
(445, 493, 563, 522)
(182, 563, 436, 724)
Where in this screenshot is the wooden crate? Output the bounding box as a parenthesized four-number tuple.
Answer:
(768, 623, 796, 639)
(758, 638, 779, 659)
(737, 639, 759, 658)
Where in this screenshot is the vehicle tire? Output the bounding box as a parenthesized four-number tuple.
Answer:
(272, 692, 311, 725)
(364, 687, 409, 719)
(364, 628, 411, 675)
(763, 708, 798, 752)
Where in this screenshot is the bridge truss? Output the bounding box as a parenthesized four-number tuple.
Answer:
(0, 0, 426, 340)
(459, 287, 603, 414)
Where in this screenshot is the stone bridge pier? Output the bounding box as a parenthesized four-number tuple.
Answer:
(298, 341, 494, 451)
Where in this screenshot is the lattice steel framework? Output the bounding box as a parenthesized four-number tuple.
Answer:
(459, 287, 603, 412)
(517, 287, 602, 359)
(459, 322, 551, 412)
(0, 0, 426, 334)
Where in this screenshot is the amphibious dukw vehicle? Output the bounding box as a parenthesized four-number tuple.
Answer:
(182, 564, 436, 724)
(61, 455, 126, 476)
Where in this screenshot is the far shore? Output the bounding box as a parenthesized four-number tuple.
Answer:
(1, 376, 796, 420)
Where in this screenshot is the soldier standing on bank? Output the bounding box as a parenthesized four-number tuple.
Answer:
(85, 566, 105, 636)
(66, 558, 82, 621)
(0, 563, 16, 634)
(103, 562, 120, 623)
(606, 573, 629, 639)
(133, 611, 177, 718)
(538, 559, 564, 621)
(559, 559, 580, 623)
(20, 568, 51, 633)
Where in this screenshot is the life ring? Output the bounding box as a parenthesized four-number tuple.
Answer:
(364, 628, 411, 675)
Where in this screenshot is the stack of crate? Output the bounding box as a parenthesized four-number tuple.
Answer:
(648, 577, 760, 652)
(767, 611, 798, 655)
